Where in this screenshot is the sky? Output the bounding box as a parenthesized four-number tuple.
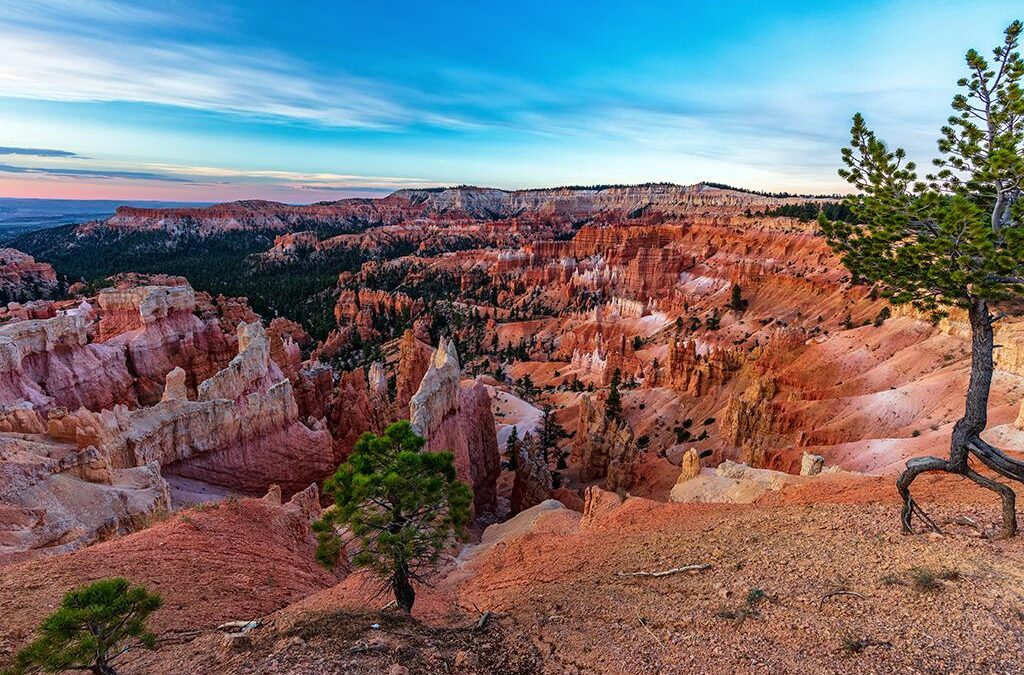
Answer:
(0, 0, 1018, 203)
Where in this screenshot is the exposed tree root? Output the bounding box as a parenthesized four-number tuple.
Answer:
(897, 438, 1021, 538)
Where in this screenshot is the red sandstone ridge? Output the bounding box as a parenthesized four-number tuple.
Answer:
(74, 184, 820, 237)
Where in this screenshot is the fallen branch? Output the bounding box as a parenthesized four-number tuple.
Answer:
(349, 641, 388, 654)
(819, 591, 867, 610)
(616, 563, 711, 578)
(155, 629, 202, 646)
(216, 620, 262, 633)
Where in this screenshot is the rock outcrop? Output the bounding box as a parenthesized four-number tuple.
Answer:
(394, 330, 433, 412)
(670, 460, 806, 504)
(510, 432, 552, 514)
(97, 285, 235, 404)
(0, 289, 336, 558)
(149, 322, 335, 495)
(0, 248, 59, 304)
(409, 338, 462, 438)
(409, 339, 500, 513)
(0, 435, 169, 560)
(721, 376, 780, 467)
(580, 486, 625, 529)
(0, 312, 136, 412)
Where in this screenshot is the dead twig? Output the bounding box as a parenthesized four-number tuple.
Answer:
(634, 610, 665, 649)
(475, 610, 492, 631)
(616, 563, 711, 578)
(819, 590, 868, 610)
(951, 515, 983, 530)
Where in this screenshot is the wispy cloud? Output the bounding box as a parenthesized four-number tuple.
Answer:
(0, 146, 79, 158)
(0, 0, 1009, 197)
(0, 157, 444, 191)
(0, 29, 414, 129)
(138, 163, 445, 189)
(0, 163, 195, 182)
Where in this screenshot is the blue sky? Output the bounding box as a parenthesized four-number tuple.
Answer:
(0, 0, 1018, 202)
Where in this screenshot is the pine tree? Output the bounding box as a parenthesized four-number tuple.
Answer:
(313, 421, 472, 611)
(504, 425, 520, 470)
(821, 21, 1024, 537)
(538, 404, 569, 466)
(7, 578, 162, 675)
(605, 368, 623, 421)
(729, 283, 747, 311)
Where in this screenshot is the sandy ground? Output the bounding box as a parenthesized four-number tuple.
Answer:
(489, 384, 543, 446)
(453, 477, 1024, 674)
(165, 474, 248, 509)
(0, 497, 341, 667)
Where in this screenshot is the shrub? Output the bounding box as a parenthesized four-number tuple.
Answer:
(6, 578, 162, 675)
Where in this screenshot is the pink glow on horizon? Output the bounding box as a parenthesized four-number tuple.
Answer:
(0, 177, 391, 204)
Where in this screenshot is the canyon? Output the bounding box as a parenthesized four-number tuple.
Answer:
(2, 183, 1024, 673)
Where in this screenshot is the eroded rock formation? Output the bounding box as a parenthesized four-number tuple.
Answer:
(573, 394, 641, 491)
(510, 432, 552, 514)
(0, 312, 136, 412)
(0, 283, 337, 559)
(409, 339, 500, 513)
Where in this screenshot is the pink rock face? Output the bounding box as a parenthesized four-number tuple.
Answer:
(420, 380, 501, 514)
(0, 284, 340, 558)
(166, 420, 333, 497)
(406, 339, 500, 512)
(342, 367, 391, 454)
(0, 314, 137, 412)
(161, 322, 335, 496)
(0, 434, 169, 562)
(394, 329, 432, 412)
(510, 432, 552, 515)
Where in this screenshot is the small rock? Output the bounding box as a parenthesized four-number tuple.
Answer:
(800, 452, 824, 476)
(389, 665, 410, 675)
(454, 650, 478, 668)
(272, 636, 304, 654)
(220, 632, 251, 654)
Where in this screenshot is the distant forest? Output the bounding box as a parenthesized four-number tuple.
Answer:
(9, 225, 416, 341)
(755, 201, 855, 222)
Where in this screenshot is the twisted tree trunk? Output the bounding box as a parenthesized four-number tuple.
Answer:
(897, 297, 1020, 538)
(392, 560, 415, 613)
